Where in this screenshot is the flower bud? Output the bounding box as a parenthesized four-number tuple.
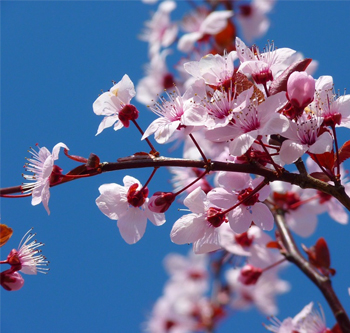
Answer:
(287, 71, 315, 112)
(0, 270, 24, 291)
(238, 264, 262, 285)
(148, 192, 175, 213)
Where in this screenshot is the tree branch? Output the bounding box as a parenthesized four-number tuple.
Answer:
(2, 156, 350, 211)
(274, 210, 350, 333)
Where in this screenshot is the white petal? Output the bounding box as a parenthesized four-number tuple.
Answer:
(96, 115, 120, 135)
(308, 132, 333, 154)
(117, 208, 147, 244)
(183, 187, 207, 214)
(95, 183, 126, 220)
(193, 228, 222, 254)
(207, 187, 234, 209)
(279, 140, 307, 164)
(229, 133, 256, 156)
(146, 207, 166, 226)
(200, 10, 233, 34)
(178, 32, 203, 53)
(51, 142, 69, 160)
(170, 214, 207, 244)
(41, 181, 51, 215)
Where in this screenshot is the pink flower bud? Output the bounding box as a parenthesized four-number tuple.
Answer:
(148, 192, 175, 213)
(238, 264, 262, 285)
(287, 71, 315, 111)
(0, 270, 25, 291)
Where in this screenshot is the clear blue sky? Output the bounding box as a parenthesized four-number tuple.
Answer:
(1, 1, 350, 332)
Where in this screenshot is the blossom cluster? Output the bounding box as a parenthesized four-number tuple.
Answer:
(2, 0, 350, 332)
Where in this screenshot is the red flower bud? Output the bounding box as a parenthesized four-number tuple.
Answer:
(148, 192, 175, 213)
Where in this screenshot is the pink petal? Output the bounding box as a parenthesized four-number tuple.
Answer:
(228, 206, 252, 234)
(250, 203, 274, 231)
(207, 187, 234, 209)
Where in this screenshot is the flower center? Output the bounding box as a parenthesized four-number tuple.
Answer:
(127, 183, 149, 208)
(237, 187, 259, 206)
(273, 191, 301, 210)
(206, 207, 226, 228)
(235, 232, 254, 247)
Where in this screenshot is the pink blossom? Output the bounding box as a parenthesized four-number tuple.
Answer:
(279, 112, 333, 164)
(226, 268, 290, 315)
(178, 9, 233, 53)
(184, 50, 238, 87)
(236, 37, 296, 86)
(313, 75, 350, 127)
(142, 83, 207, 144)
(287, 71, 315, 111)
(136, 50, 176, 105)
(170, 187, 226, 254)
(219, 224, 284, 268)
(306, 157, 349, 225)
(93, 74, 136, 135)
(7, 228, 49, 275)
(209, 172, 273, 233)
(163, 251, 208, 296)
(140, 0, 178, 57)
(265, 302, 330, 333)
(236, 0, 275, 43)
(205, 87, 288, 157)
(96, 176, 165, 244)
(270, 181, 324, 237)
(169, 167, 212, 197)
(22, 142, 68, 215)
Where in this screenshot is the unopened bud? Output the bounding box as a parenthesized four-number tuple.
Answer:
(286, 71, 315, 114)
(148, 192, 175, 213)
(0, 270, 24, 291)
(238, 264, 262, 285)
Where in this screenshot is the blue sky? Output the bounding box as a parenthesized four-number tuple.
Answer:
(1, 1, 350, 332)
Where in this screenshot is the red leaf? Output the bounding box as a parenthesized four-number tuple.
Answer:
(310, 151, 335, 172)
(269, 58, 312, 95)
(266, 241, 281, 249)
(337, 140, 350, 165)
(315, 237, 331, 269)
(0, 224, 13, 247)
